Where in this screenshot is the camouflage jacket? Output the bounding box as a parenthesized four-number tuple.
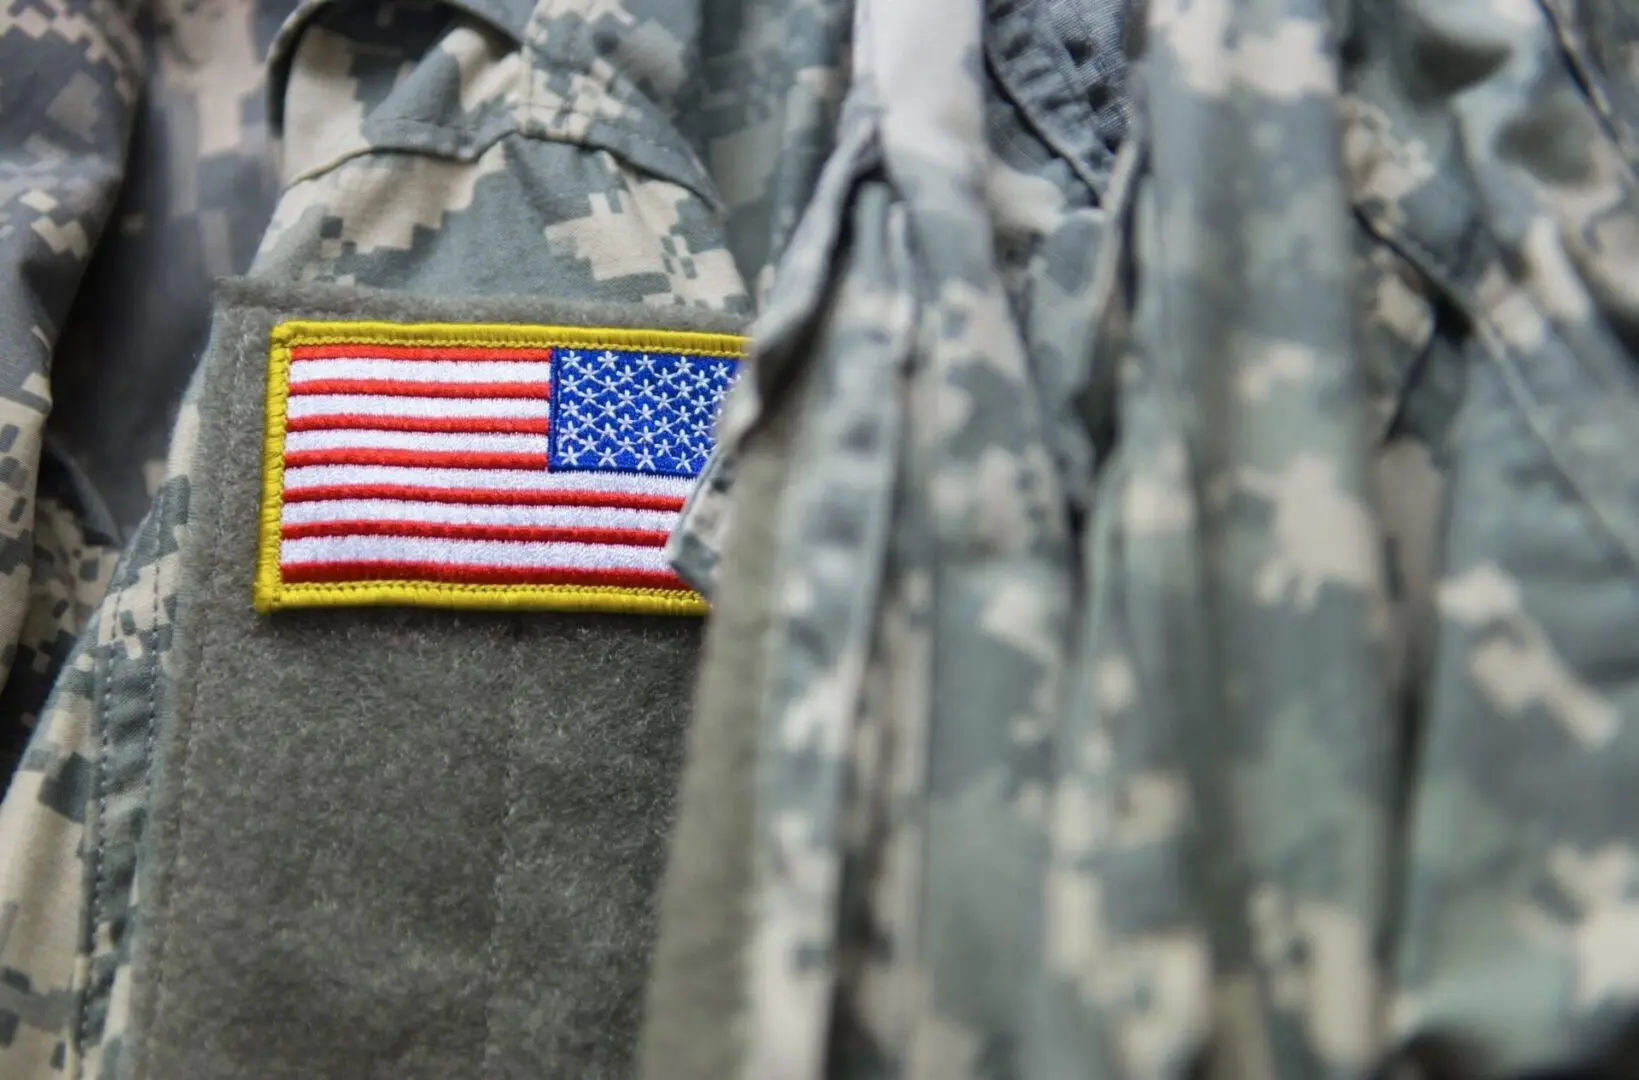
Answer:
(5, 0, 1639, 1079)
(0, 0, 845, 1076)
(654, 0, 1639, 1078)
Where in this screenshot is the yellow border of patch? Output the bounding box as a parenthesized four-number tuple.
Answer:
(255, 320, 747, 616)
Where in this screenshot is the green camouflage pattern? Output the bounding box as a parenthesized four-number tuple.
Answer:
(673, 0, 1639, 1077)
(0, 0, 291, 767)
(0, 375, 198, 1078)
(1, 0, 849, 1076)
(0, 0, 288, 1073)
(49, 0, 291, 530)
(251, 0, 850, 308)
(0, 0, 140, 774)
(1357, 1, 1639, 1067)
(9, 0, 1639, 1076)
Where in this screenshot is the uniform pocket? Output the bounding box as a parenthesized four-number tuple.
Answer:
(268, 0, 531, 182)
(254, 0, 749, 311)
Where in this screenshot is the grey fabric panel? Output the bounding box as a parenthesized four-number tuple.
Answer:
(636, 358, 809, 1080)
(129, 280, 747, 1080)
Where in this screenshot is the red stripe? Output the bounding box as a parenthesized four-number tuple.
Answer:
(283, 449, 547, 470)
(288, 379, 550, 398)
(280, 484, 687, 512)
(281, 521, 670, 547)
(291, 344, 554, 361)
(285, 415, 552, 435)
(281, 561, 686, 591)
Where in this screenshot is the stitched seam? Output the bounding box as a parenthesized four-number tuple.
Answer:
(99, 493, 165, 1080)
(133, 542, 160, 1080)
(268, 588, 706, 614)
(141, 574, 160, 799)
(530, 105, 703, 159)
(278, 335, 742, 356)
(254, 330, 292, 613)
(285, 114, 710, 193)
(272, 323, 747, 357)
(284, 120, 516, 186)
(273, 581, 701, 598)
(289, 107, 707, 190)
(77, 613, 112, 1079)
(142, 519, 160, 864)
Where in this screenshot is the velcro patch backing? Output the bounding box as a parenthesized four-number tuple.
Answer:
(255, 320, 745, 615)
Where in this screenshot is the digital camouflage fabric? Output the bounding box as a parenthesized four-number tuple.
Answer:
(659, 0, 1639, 1078)
(0, 0, 288, 1072)
(47, 0, 291, 530)
(4, 0, 1639, 1078)
(0, 0, 291, 773)
(0, 0, 134, 784)
(0, 0, 848, 1077)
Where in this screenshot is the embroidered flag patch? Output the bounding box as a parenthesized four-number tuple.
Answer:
(255, 320, 745, 615)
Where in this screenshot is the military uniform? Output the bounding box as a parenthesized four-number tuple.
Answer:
(1, 0, 843, 1076)
(0, 0, 290, 1070)
(7, 1, 1639, 1079)
(647, 1, 1639, 1078)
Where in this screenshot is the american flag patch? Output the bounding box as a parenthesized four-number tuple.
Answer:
(254, 320, 745, 615)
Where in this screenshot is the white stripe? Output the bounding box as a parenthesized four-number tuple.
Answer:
(285, 395, 551, 420)
(282, 464, 695, 497)
(281, 535, 671, 571)
(284, 430, 550, 455)
(289, 358, 553, 384)
(282, 499, 678, 532)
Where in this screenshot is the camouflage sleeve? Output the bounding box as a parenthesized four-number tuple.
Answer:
(687, 0, 1639, 1078)
(0, 378, 198, 1079)
(9, 1, 761, 1077)
(45, 0, 288, 532)
(0, 1, 143, 1070)
(1, 0, 293, 787)
(0, 0, 144, 768)
(1349, 0, 1639, 1069)
(704, 0, 1118, 1072)
(249, 0, 750, 310)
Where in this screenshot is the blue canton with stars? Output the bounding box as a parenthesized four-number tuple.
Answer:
(548, 348, 740, 478)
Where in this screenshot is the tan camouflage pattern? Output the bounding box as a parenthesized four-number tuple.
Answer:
(8, 0, 1639, 1077)
(669, 0, 1639, 1077)
(0, 383, 198, 1080)
(0, 0, 290, 760)
(3, 0, 849, 1076)
(0, 0, 140, 774)
(49, 0, 289, 529)
(0, 0, 288, 1073)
